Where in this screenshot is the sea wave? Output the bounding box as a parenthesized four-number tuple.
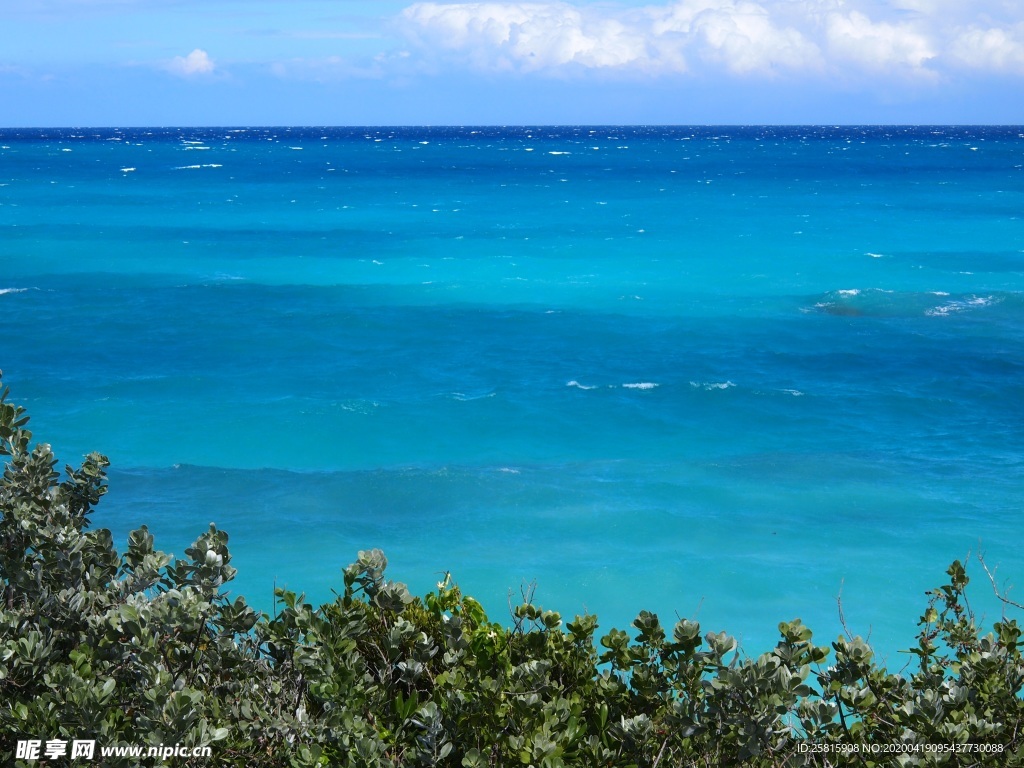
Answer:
(925, 295, 998, 317)
(689, 381, 735, 391)
(809, 288, 1006, 318)
(449, 391, 497, 401)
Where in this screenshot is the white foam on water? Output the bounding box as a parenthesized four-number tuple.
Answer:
(837, 289, 860, 296)
(566, 380, 598, 390)
(450, 391, 497, 401)
(622, 382, 659, 390)
(865, 252, 885, 258)
(925, 295, 996, 317)
(120, 167, 136, 173)
(174, 165, 203, 170)
(690, 381, 735, 391)
(338, 400, 380, 414)
(0, 288, 29, 295)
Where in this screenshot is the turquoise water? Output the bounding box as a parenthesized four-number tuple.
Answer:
(2, 126, 1023, 661)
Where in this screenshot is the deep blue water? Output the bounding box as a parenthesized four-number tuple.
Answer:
(2, 126, 1023, 660)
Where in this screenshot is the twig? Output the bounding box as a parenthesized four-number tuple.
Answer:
(836, 580, 853, 641)
(651, 734, 670, 768)
(978, 551, 1024, 613)
(836, 580, 871, 644)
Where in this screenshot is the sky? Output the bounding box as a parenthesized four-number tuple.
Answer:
(1, 0, 1023, 125)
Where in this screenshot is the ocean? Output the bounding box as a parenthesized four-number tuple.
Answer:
(2, 125, 1022, 662)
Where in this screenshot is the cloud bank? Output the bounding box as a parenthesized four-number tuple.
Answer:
(395, 0, 1024, 80)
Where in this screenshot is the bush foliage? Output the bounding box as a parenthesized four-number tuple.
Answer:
(1, 372, 1023, 767)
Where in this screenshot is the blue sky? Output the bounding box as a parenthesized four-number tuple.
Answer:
(2, 0, 1023, 125)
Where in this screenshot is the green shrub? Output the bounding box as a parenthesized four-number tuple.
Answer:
(1, 371, 1022, 767)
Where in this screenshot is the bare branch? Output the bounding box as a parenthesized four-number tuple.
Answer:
(978, 551, 1024, 614)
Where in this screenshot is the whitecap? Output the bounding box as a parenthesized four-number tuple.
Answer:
(498, 467, 521, 474)
(865, 252, 884, 258)
(174, 165, 202, 170)
(623, 382, 659, 390)
(0, 288, 29, 295)
(837, 289, 860, 297)
(451, 391, 496, 401)
(925, 295, 996, 317)
(566, 380, 598, 390)
(549, 151, 570, 155)
(120, 167, 136, 173)
(690, 381, 735, 391)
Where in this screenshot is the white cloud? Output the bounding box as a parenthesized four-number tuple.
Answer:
(950, 25, 1024, 74)
(826, 11, 936, 74)
(0, 64, 31, 77)
(166, 48, 216, 77)
(661, 1, 823, 75)
(269, 55, 386, 81)
(395, 0, 1024, 81)
(398, 3, 655, 71)
(398, 0, 826, 75)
